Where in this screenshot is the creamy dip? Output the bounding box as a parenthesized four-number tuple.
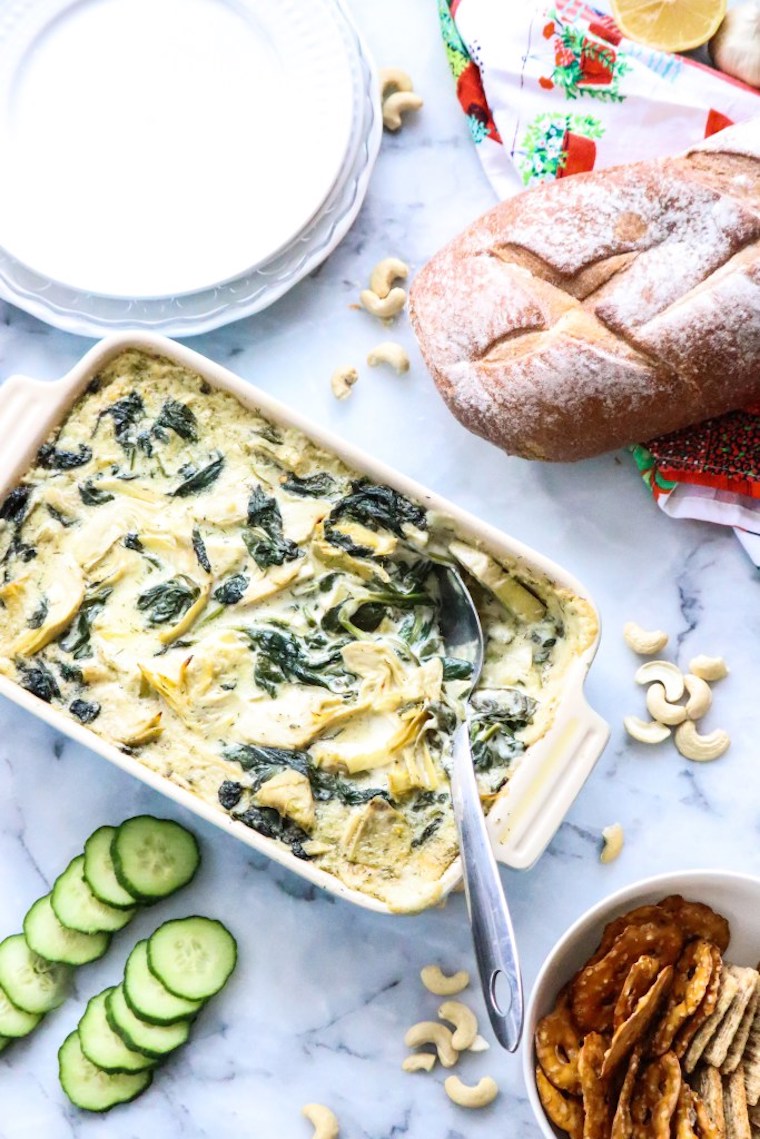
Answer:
(0, 351, 597, 911)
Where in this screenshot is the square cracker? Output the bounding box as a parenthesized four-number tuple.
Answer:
(705, 968, 760, 1069)
(725, 1065, 752, 1139)
(724, 979, 760, 1075)
(743, 997, 760, 1106)
(691, 1065, 727, 1139)
(686, 969, 741, 1073)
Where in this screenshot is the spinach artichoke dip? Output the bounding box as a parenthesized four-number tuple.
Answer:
(0, 351, 596, 911)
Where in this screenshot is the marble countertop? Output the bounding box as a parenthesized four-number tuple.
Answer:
(1, 2, 759, 1137)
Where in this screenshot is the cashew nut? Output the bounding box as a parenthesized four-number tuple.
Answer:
(444, 1075, 500, 1109)
(623, 716, 671, 745)
(382, 91, 424, 132)
(302, 1103, 339, 1139)
(378, 67, 414, 102)
(359, 287, 406, 320)
(404, 1021, 459, 1068)
(674, 720, 730, 762)
(438, 1000, 478, 1050)
(330, 366, 358, 401)
(401, 1052, 436, 1073)
(420, 965, 470, 996)
(369, 257, 409, 299)
(600, 823, 624, 864)
(623, 622, 669, 655)
(469, 1034, 490, 1052)
(645, 682, 687, 726)
(689, 654, 729, 682)
(634, 660, 684, 702)
(367, 342, 410, 374)
(684, 674, 713, 720)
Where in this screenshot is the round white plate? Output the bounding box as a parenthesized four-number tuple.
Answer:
(0, 0, 355, 297)
(0, 0, 380, 337)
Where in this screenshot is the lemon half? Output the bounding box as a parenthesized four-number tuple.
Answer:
(611, 0, 727, 52)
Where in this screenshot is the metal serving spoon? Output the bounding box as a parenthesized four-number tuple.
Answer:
(434, 563, 524, 1052)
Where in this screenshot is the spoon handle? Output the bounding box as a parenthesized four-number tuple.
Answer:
(450, 722, 523, 1052)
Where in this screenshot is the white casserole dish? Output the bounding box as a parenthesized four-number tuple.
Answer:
(0, 333, 609, 913)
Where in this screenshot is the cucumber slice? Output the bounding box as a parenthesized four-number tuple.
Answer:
(52, 855, 136, 934)
(0, 934, 71, 1014)
(78, 989, 155, 1074)
(0, 983, 42, 1037)
(84, 826, 138, 910)
(24, 896, 110, 966)
(59, 1030, 152, 1112)
(106, 984, 191, 1059)
(124, 940, 203, 1025)
(111, 817, 200, 903)
(147, 917, 236, 1001)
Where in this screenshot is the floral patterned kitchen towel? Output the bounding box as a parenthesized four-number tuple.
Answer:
(439, 0, 760, 565)
(439, 0, 760, 196)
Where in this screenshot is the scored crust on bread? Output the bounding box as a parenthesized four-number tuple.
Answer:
(408, 118, 760, 462)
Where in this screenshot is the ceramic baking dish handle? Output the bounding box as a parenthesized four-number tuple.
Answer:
(487, 659, 609, 870)
(0, 374, 62, 478)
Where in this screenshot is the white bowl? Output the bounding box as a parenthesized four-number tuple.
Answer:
(523, 869, 760, 1139)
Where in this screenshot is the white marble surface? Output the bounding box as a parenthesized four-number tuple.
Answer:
(1, 2, 759, 1137)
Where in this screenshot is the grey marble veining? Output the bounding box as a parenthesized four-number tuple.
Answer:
(1, 2, 759, 1136)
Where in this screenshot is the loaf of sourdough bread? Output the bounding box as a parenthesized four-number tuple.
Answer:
(408, 119, 760, 461)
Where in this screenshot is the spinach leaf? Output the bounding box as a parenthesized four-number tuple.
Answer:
(191, 527, 211, 573)
(37, 443, 92, 470)
(70, 699, 101, 724)
(218, 780, 243, 809)
(531, 618, 564, 665)
(59, 586, 113, 658)
(242, 530, 300, 570)
(213, 574, 249, 606)
(321, 519, 374, 559)
(253, 653, 287, 697)
(223, 743, 310, 782)
(281, 472, 337, 498)
(247, 486, 281, 531)
(256, 423, 282, 445)
(233, 806, 310, 861)
(470, 729, 525, 771)
(154, 399, 198, 442)
(309, 769, 389, 807)
(245, 626, 346, 691)
(6, 541, 37, 565)
(243, 485, 300, 568)
(442, 657, 473, 681)
(28, 598, 49, 630)
(470, 689, 536, 725)
(17, 660, 60, 703)
(328, 480, 427, 537)
(411, 817, 444, 848)
(100, 391, 145, 447)
(45, 504, 74, 527)
(79, 480, 115, 507)
(59, 661, 84, 684)
(170, 453, 224, 497)
(468, 690, 536, 771)
(123, 532, 144, 552)
(0, 486, 32, 525)
(137, 575, 199, 626)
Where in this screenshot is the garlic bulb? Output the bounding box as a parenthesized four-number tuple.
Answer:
(710, 2, 760, 88)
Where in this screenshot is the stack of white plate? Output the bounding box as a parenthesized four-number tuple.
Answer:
(0, 0, 380, 337)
